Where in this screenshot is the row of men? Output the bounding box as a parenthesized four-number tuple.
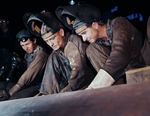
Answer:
(0, 3, 149, 101)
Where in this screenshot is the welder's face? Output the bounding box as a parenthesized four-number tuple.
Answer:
(77, 26, 97, 43)
(42, 29, 65, 51)
(20, 39, 37, 54)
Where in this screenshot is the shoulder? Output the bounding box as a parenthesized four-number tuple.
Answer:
(111, 16, 131, 27)
(111, 16, 135, 32)
(68, 34, 87, 54)
(112, 16, 129, 23)
(36, 48, 49, 58)
(69, 34, 82, 43)
(68, 34, 84, 49)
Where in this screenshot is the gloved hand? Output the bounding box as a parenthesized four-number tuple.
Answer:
(60, 87, 68, 93)
(86, 69, 115, 89)
(60, 85, 72, 93)
(0, 89, 10, 101)
(34, 93, 45, 97)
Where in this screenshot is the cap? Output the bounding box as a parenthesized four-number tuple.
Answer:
(23, 12, 43, 37)
(23, 11, 64, 38)
(55, 3, 103, 34)
(16, 29, 33, 42)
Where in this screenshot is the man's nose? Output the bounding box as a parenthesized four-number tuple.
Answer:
(23, 46, 28, 51)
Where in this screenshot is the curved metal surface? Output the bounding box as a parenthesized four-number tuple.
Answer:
(0, 82, 150, 116)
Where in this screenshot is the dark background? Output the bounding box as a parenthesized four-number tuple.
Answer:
(0, 0, 148, 82)
(0, 0, 149, 69)
(0, 0, 149, 35)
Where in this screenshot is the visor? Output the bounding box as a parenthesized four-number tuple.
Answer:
(23, 11, 63, 38)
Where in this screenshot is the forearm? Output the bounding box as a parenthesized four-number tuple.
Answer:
(9, 84, 21, 96)
(60, 85, 72, 93)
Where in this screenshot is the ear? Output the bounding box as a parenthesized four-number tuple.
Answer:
(59, 28, 64, 37)
(92, 22, 99, 29)
(33, 38, 37, 44)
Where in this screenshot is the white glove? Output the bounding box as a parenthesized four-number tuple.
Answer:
(86, 69, 115, 89)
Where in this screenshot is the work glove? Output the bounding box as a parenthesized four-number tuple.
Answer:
(86, 69, 115, 89)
